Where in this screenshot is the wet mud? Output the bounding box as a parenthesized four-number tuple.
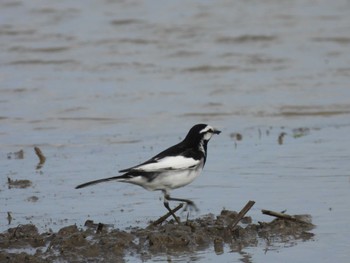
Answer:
(0, 209, 314, 262)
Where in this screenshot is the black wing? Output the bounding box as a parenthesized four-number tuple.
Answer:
(119, 141, 202, 173)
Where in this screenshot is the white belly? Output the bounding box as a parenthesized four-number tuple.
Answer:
(125, 165, 203, 191)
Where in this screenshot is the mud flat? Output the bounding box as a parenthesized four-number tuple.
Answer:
(0, 208, 314, 262)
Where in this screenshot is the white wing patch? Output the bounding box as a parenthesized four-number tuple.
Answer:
(132, 156, 200, 172)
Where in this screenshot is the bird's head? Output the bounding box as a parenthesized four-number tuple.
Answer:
(184, 124, 221, 149)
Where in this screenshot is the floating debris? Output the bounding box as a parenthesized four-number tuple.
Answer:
(230, 132, 243, 148)
(27, 196, 39, 202)
(34, 146, 46, 169)
(7, 150, 24, 159)
(278, 132, 287, 145)
(230, 132, 243, 141)
(7, 212, 12, 225)
(292, 127, 310, 138)
(7, 177, 32, 189)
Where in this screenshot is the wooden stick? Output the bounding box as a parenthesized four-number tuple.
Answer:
(261, 209, 309, 224)
(230, 200, 255, 229)
(151, 203, 184, 226)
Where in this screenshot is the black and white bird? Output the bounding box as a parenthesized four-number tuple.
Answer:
(76, 124, 220, 222)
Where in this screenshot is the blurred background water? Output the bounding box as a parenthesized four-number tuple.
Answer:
(1, 0, 350, 262)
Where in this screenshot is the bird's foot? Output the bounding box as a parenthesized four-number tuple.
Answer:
(182, 200, 199, 212)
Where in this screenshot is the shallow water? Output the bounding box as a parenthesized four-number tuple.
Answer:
(1, 0, 350, 262)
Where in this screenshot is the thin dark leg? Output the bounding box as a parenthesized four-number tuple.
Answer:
(162, 190, 181, 223)
(164, 193, 198, 211)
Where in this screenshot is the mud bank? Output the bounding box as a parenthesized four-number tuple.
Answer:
(0, 209, 314, 262)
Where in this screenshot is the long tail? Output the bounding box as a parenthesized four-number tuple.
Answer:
(75, 174, 129, 189)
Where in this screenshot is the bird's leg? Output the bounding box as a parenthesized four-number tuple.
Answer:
(163, 201, 181, 223)
(163, 191, 181, 223)
(165, 193, 199, 212)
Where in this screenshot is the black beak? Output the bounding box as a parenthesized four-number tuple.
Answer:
(213, 129, 221, 135)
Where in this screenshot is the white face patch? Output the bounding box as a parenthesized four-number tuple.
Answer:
(200, 125, 216, 141)
(202, 132, 214, 141)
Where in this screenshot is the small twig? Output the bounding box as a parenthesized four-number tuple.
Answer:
(34, 146, 46, 169)
(230, 200, 255, 229)
(151, 203, 184, 226)
(261, 209, 309, 224)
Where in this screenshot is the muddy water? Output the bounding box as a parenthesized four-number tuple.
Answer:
(1, 0, 350, 262)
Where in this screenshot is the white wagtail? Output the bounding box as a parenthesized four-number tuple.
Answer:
(76, 124, 221, 222)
